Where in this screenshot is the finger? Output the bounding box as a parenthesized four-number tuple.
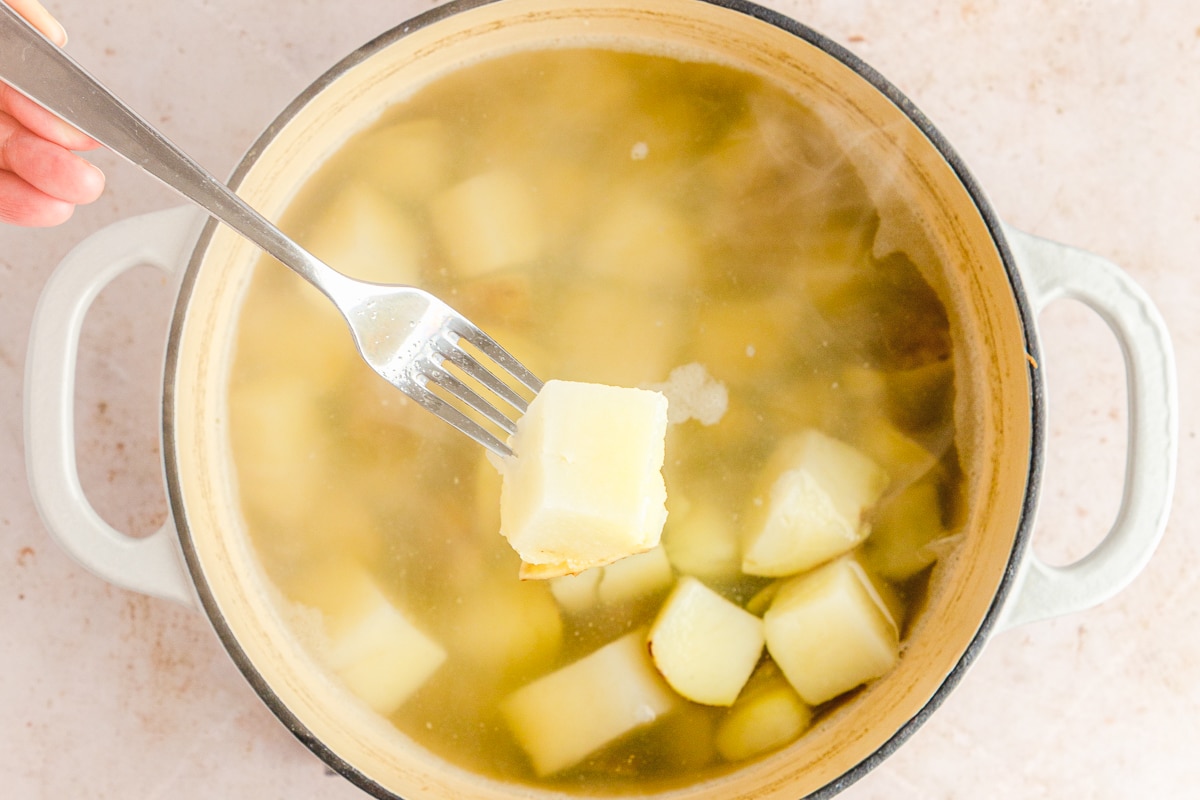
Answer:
(1, 116, 105, 204)
(0, 170, 75, 226)
(7, 0, 68, 45)
(0, 84, 101, 152)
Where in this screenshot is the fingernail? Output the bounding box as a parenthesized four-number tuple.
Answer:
(83, 160, 106, 202)
(50, 20, 68, 47)
(34, 9, 69, 46)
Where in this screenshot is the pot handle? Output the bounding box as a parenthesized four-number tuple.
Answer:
(996, 225, 1177, 631)
(25, 206, 205, 609)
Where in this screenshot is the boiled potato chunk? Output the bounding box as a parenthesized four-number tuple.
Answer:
(501, 630, 679, 775)
(742, 430, 888, 577)
(355, 118, 452, 202)
(764, 556, 899, 705)
(553, 283, 685, 386)
(861, 478, 946, 581)
(449, 576, 563, 679)
(233, 267, 352, 384)
(648, 577, 764, 706)
(501, 380, 669, 577)
(856, 417, 940, 494)
(578, 191, 698, 290)
(849, 552, 904, 632)
(548, 547, 673, 612)
(293, 559, 446, 715)
(692, 293, 818, 388)
(547, 568, 604, 614)
(302, 183, 425, 287)
(472, 449, 504, 540)
(598, 546, 674, 605)
(230, 377, 328, 529)
(285, 484, 387, 568)
(331, 610, 445, 716)
(714, 667, 812, 762)
(431, 169, 543, 277)
(453, 269, 535, 328)
(662, 499, 741, 581)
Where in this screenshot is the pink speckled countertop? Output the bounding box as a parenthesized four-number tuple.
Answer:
(2, 1, 1197, 797)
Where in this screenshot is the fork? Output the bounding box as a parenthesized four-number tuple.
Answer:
(0, 4, 541, 457)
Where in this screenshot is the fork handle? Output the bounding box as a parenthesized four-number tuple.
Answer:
(0, 3, 352, 301)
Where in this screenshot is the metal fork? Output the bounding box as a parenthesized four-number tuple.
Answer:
(0, 4, 541, 457)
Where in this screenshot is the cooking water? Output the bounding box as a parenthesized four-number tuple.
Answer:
(228, 47, 962, 791)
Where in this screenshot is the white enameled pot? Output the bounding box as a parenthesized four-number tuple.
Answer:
(24, 0, 1176, 798)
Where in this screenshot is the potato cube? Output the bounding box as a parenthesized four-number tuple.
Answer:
(453, 269, 535, 328)
(431, 170, 543, 277)
(334, 363, 457, 451)
(286, 484, 387, 568)
(691, 294, 803, 389)
(848, 552, 905, 631)
(760, 376, 847, 438)
(764, 557, 899, 705)
(231, 377, 328, 529)
(548, 547, 673, 612)
(233, 267, 353, 384)
(301, 183, 426, 287)
(330, 607, 446, 716)
(547, 544, 672, 614)
(500, 380, 669, 577)
(548, 569, 603, 614)
(597, 546, 674, 605)
(662, 499, 741, 581)
(856, 417, 940, 494)
(741, 430, 888, 577)
(714, 667, 812, 762)
(472, 449, 504, 540)
(553, 283, 684, 387)
(501, 630, 679, 775)
(449, 577, 563, 679)
(354, 118, 452, 202)
(292, 559, 445, 715)
(836, 365, 890, 413)
(648, 577, 764, 706)
(860, 478, 946, 581)
(578, 191, 698, 290)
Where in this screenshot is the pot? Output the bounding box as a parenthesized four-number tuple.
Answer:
(24, 0, 1177, 797)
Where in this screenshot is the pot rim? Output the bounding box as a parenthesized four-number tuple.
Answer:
(162, 0, 1045, 796)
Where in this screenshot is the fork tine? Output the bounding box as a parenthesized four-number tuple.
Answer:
(408, 382, 513, 458)
(450, 320, 544, 397)
(439, 341, 530, 415)
(426, 363, 520, 436)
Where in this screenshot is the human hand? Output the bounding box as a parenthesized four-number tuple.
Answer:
(1, 0, 105, 226)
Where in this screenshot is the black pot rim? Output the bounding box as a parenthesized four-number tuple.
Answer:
(162, 1, 1045, 797)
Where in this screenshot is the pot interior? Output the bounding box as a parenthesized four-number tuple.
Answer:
(167, 0, 1034, 797)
